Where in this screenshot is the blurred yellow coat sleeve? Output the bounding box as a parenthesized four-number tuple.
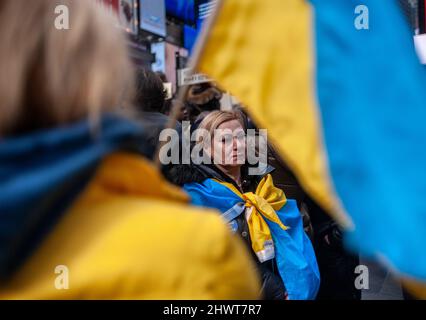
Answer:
(198, 0, 351, 227)
(0, 153, 261, 299)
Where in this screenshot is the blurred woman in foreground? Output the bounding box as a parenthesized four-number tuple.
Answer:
(0, 0, 260, 299)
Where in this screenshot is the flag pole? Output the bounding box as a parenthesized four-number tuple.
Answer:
(154, 0, 223, 169)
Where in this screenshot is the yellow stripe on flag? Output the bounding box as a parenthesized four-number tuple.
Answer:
(197, 0, 352, 227)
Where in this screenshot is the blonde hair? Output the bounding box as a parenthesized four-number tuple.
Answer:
(0, 0, 134, 135)
(197, 110, 246, 137)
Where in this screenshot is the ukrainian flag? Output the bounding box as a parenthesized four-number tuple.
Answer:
(198, 0, 426, 295)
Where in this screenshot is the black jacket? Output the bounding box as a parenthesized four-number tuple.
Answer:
(164, 162, 287, 300)
(137, 112, 182, 160)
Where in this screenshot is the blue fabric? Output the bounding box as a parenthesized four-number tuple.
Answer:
(184, 179, 321, 300)
(185, 179, 243, 212)
(268, 199, 320, 300)
(0, 114, 145, 276)
(310, 0, 426, 280)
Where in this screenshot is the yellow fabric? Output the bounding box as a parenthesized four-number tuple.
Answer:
(214, 174, 287, 260)
(402, 278, 426, 300)
(198, 0, 351, 228)
(0, 153, 261, 299)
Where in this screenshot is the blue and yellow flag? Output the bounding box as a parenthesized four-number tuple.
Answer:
(184, 176, 320, 300)
(198, 0, 426, 294)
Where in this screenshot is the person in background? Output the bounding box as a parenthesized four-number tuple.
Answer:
(134, 69, 181, 159)
(0, 0, 261, 299)
(155, 71, 173, 115)
(185, 82, 223, 124)
(304, 198, 361, 300)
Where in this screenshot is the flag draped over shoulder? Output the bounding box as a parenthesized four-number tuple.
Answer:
(198, 0, 426, 292)
(184, 176, 320, 300)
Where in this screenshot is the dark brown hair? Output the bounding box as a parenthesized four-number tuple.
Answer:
(135, 69, 166, 113)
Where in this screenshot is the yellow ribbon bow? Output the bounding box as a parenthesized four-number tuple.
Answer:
(215, 174, 288, 262)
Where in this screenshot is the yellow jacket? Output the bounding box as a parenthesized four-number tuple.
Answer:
(0, 153, 260, 299)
